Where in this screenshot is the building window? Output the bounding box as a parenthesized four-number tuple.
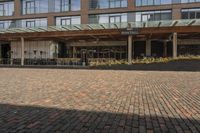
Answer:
(109, 15, 121, 23)
(61, 0, 70, 11)
(0, 4, 4, 16)
(25, 1, 35, 14)
(136, 0, 200, 6)
(56, 16, 81, 26)
(89, 13, 127, 24)
(89, 0, 127, 9)
(26, 21, 35, 28)
(135, 10, 172, 22)
(181, 0, 200, 3)
(136, 0, 173, 6)
(0, 23, 4, 29)
(109, 0, 125, 8)
(182, 8, 200, 19)
(22, 0, 49, 15)
(61, 18, 71, 25)
(21, 18, 47, 28)
(0, 21, 14, 29)
(54, 0, 80, 12)
(0, 1, 14, 16)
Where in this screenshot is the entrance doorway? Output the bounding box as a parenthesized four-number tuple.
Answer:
(58, 42, 66, 58)
(151, 41, 164, 57)
(0, 44, 11, 64)
(1, 44, 11, 59)
(134, 41, 146, 58)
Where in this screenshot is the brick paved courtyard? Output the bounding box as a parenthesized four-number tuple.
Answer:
(0, 68, 200, 133)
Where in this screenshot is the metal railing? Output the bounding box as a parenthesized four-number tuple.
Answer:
(0, 58, 85, 67)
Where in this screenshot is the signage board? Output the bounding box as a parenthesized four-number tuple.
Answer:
(121, 28, 140, 35)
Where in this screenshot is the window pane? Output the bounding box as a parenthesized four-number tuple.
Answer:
(189, 11, 196, 19)
(89, 13, 127, 24)
(71, 0, 80, 11)
(182, 11, 189, 19)
(196, 12, 200, 19)
(56, 16, 80, 26)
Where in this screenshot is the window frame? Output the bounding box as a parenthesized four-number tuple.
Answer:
(60, 0, 70, 12)
(26, 20, 36, 28)
(109, 15, 122, 23)
(0, 4, 4, 16)
(61, 18, 72, 26)
(0, 22, 4, 29)
(25, 0, 36, 14)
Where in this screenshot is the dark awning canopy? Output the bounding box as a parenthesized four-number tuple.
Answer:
(0, 19, 200, 34)
(0, 19, 200, 41)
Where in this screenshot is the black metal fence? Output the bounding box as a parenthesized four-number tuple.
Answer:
(0, 58, 84, 67)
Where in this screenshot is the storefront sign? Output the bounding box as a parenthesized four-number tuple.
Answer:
(121, 28, 140, 35)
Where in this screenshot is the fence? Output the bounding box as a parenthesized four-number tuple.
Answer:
(0, 58, 84, 67)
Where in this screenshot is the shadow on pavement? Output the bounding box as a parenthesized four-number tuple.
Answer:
(92, 59, 200, 72)
(0, 103, 200, 133)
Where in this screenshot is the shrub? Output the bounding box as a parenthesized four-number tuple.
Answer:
(89, 55, 200, 66)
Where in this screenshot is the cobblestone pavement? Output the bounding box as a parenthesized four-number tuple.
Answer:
(0, 68, 200, 133)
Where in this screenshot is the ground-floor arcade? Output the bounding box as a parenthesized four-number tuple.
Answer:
(0, 22, 200, 66)
(0, 37, 200, 66)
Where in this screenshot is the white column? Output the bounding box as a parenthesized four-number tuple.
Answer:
(146, 40, 151, 57)
(128, 35, 132, 64)
(173, 33, 177, 58)
(21, 37, 25, 66)
(72, 46, 76, 58)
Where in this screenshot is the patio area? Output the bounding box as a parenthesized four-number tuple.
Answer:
(0, 68, 199, 132)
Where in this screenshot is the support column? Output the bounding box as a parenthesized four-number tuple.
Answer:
(128, 0, 135, 10)
(47, 15, 55, 26)
(14, 0, 21, 17)
(72, 47, 76, 58)
(21, 37, 25, 66)
(146, 40, 151, 57)
(172, 8, 181, 20)
(81, 0, 89, 24)
(128, 35, 132, 64)
(163, 41, 168, 57)
(173, 33, 177, 58)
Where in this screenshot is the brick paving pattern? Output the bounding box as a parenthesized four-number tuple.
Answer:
(0, 68, 199, 133)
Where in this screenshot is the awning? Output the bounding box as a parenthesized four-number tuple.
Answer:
(0, 19, 200, 34)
